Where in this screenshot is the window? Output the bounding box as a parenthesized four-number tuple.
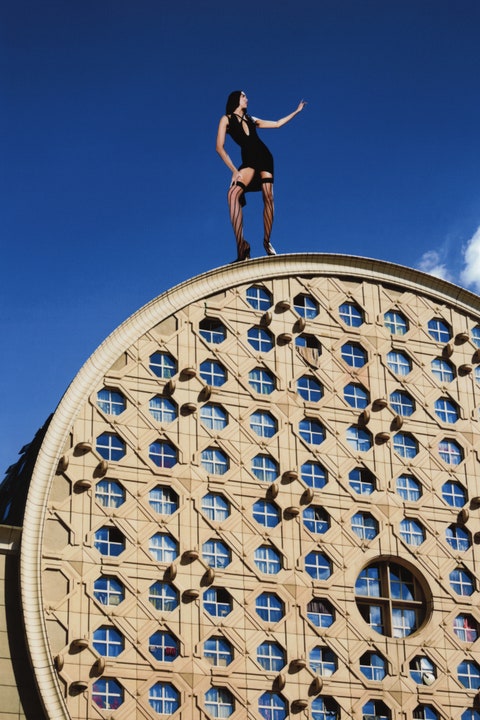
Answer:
(413, 706, 439, 720)
(248, 326, 274, 352)
(472, 326, 480, 347)
(205, 687, 235, 718)
(200, 360, 227, 386)
(255, 592, 284, 622)
(203, 587, 232, 617)
(246, 285, 272, 310)
(297, 375, 323, 402)
(255, 546, 281, 574)
(149, 533, 178, 562)
(442, 480, 466, 507)
(355, 561, 428, 637)
(201, 448, 229, 475)
(299, 417, 325, 445)
(252, 454, 278, 482)
(446, 524, 471, 551)
(387, 350, 412, 375)
(93, 626, 124, 657)
(400, 518, 425, 545)
(352, 512, 378, 540)
(362, 700, 391, 720)
(458, 660, 480, 689)
(148, 486, 178, 515)
(257, 641, 285, 671)
(301, 461, 327, 489)
(390, 390, 415, 416)
(384, 310, 408, 335)
(428, 317, 451, 342)
(249, 367, 275, 394)
(202, 493, 229, 522)
(204, 636, 233, 666)
(97, 388, 125, 415)
(349, 467, 375, 495)
(294, 293, 319, 318)
(339, 301, 364, 327)
(439, 439, 463, 465)
(258, 692, 286, 720)
(96, 433, 125, 461)
(307, 598, 335, 628)
(305, 551, 331, 580)
(450, 567, 475, 596)
(199, 318, 226, 344)
(309, 646, 337, 676)
(200, 403, 228, 430)
(347, 426, 372, 452)
(92, 678, 123, 710)
(312, 696, 339, 720)
(396, 474, 421, 501)
(149, 396, 177, 423)
(250, 410, 277, 437)
(410, 655, 436, 684)
(393, 433, 418, 458)
(149, 352, 176, 379)
(434, 397, 459, 423)
(95, 479, 125, 508)
(342, 342, 367, 367)
(148, 682, 179, 715)
(454, 614, 478, 642)
(462, 711, 480, 720)
(253, 500, 280, 527)
(359, 651, 386, 680)
(94, 526, 125, 556)
(344, 383, 369, 409)
(149, 631, 179, 662)
(148, 582, 178, 611)
(149, 441, 177, 468)
(303, 506, 329, 534)
(93, 576, 124, 606)
(202, 539, 231, 569)
(431, 357, 455, 382)
(296, 333, 322, 351)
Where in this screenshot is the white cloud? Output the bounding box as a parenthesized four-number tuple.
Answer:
(417, 250, 451, 282)
(460, 226, 480, 292)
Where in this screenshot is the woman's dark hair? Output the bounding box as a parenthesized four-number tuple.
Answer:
(226, 90, 242, 115)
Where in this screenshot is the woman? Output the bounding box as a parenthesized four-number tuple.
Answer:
(216, 91, 306, 261)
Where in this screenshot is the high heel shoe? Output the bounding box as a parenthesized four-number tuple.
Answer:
(264, 240, 276, 256)
(233, 241, 251, 262)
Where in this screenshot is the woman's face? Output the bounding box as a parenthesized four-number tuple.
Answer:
(239, 91, 248, 109)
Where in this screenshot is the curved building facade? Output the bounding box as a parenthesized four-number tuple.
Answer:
(2, 254, 480, 720)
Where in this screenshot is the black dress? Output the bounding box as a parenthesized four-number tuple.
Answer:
(226, 113, 274, 196)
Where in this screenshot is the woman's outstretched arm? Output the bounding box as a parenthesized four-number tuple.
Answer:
(254, 100, 306, 129)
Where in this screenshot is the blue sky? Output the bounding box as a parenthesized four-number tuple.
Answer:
(2, 0, 480, 467)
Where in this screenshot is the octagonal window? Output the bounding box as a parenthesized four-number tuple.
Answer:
(393, 432, 418, 458)
(149, 630, 179, 662)
(453, 614, 478, 642)
(93, 626, 124, 657)
(200, 403, 228, 430)
(309, 645, 337, 676)
(96, 433, 125, 461)
(295, 333, 321, 352)
(149, 396, 177, 423)
(349, 467, 375, 495)
(249, 367, 275, 394)
(442, 480, 466, 507)
(301, 461, 327, 489)
(246, 285, 272, 310)
(390, 390, 415, 416)
(299, 417, 325, 444)
(458, 660, 480, 689)
(203, 587, 232, 617)
(201, 447, 229, 475)
(439, 438, 463, 465)
(396, 474, 421, 501)
(255, 592, 284, 622)
(462, 711, 480, 720)
(149, 440, 177, 468)
(259, 693, 286, 720)
(149, 533, 178, 563)
(250, 410, 277, 438)
(434, 397, 459, 423)
(257, 641, 285, 671)
(450, 566, 475, 596)
(446, 524, 471, 551)
(385, 310, 408, 335)
(248, 326, 274, 352)
(149, 351, 176, 379)
(255, 545, 281, 574)
(294, 293, 319, 318)
(303, 506, 330, 534)
(253, 499, 280, 527)
(199, 317, 226, 344)
(97, 388, 126, 415)
(149, 485, 178, 515)
(414, 706, 440, 720)
(360, 651, 386, 680)
(93, 576, 124, 606)
(339, 301, 364, 327)
(200, 360, 227, 386)
(305, 551, 331, 580)
(252, 454, 279, 482)
(410, 655, 436, 684)
(344, 382, 369, 409)
(387, 349, 412, 376)
(352, 512, 378, 540)
(149, 682, 179, 714)
(148, 581, 178, 611)
(400, 518, 425, 545)
(202, 539, 231, 569)
(307, 598, 335, 628)
(312, 697, 340, 720)
(202, 493, 229, 522)
(428, 317, 451, 342)
(95, 479, 125, 508)
(204, 636, 233, 666)
(342, 342, 367, 367)
(347, 426, 372, 452)
(431, 357, 455, 382)
(94, 526, 125, 556)
(92, 678, 123, 710)
(297, 375, 323, 402)
(363, 700, 391, 720)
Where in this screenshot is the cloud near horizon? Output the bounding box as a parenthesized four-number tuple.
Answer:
(460, 226, 480, 293)
(417, 250, 452, 282)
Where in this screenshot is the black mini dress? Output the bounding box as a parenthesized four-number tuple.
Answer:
(226, 113, 274, 196)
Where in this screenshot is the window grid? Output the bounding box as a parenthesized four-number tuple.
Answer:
(299, 418, 325, 445)
(202, 539, 231, 569)
(400, 519, 425, 546)
(95, 480, 125, 508)
(201, 448, 229, 475)
(396, 475, 421, 501)
(446, 525, 470, 551)
(199, 319, 226, 344)
(428, 318, 451, 342)
(94, 527, 124, 556)
(149, 441, 177, 468)
(96, 433, 125, 461)
(390, 390, 415, 416)
(252, 454, 278, 482)
(200, 403, 228, 430)
(349, 468, 375, 495)
(149, 396, 177, 423)
(93, 626, 123, 657)
(249, 367, 275, 394)
(148, 486, 178, 515)
(309, 646, 337, 676)
(339, 301, 363, 327)
(431, 357, 454, 382)
(439, 439, 462, 465)
(253, 500, 280, 527)
(385, 310, 408, 335)
(200, 360, 227, 386)
(305, 552, 331, 580)
(93, 577, 124, 606)
(246, 285, 272, 310)
(301, 461, 327, 489)
(387, 350, 412, 375)
(92, 678, 123, 710)
(344, 383, 369, 409)
(247, 327, 274, 352)
(294, 294, 318, 318)
(255, 546, 281, 574)
(435, 397, 459, 423)
(149, 352, 176, 379)
(97, 389, 125, 415)
(203, 588, 232, 617)
(204, 637, 233, 666)
(149, 533, 178, 563)
(149, 631, 178, 662)
(148, 582, 178, 611)
(297, 376, 323, 402)
(351, 512, 378, 540)
(202, 493, 229, 521)
(255, 592, 284, 622)
(250, 411, 277, 438)
(148, 683, 179, 715)
(257, 641, 285, 671)
(342, 342, 367, 367)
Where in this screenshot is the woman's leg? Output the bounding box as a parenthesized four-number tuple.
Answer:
(227, 168, 255, 260)
(261, 175, 276, 255)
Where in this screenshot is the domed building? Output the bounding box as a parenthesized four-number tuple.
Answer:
(1, 253, 480, 720)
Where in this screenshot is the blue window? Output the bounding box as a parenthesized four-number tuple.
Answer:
(294, 293, 319, 318)
(202, 493, 229, 522)
(149, 631, 178, 662)
(305, 551, 331, 580)
(95, 480, 125, 508)
(148, 486, 178, 515)
(204, 637, 233, 666)
(202, 539, 231, 569)
(93, 626, 124, 657)
(255, 592, 284, 622)
(249, 367, 275, 394)
(149, 396, 177, 423)
(97, 388, 125, 415)
(360, 651, 386, 680)
(96, 433, 125, 461)
(428, 317, 451, 342)
(148, 582, 178, 611)
(301, 461, 327, 489)
(148, 682, 179, 714)
(148, 533, 178, 562)
(200, 403, 228, 430)
(92, 678, 123, 710)
(342, 342, 367, 367)
(462, 711, 480, 720)
(299, 417, 325, 444)
(352, 512, 378, 540)
(393, 433, 418, 458)
(258, 692, 286, 720)
(387, 350, 412, 375)
(93, 576, 124, 606)
(295, 333, 321, 352)
(384, 310, 408, 335)
(201, 448, 229, 475)
(246, 285, 272, 310)
(344, 383, 369, 409)
(431, 357, 454, 382)
(446, 524, 471, 551)
(434, 397, 459, 423)
(297, 375, 323, 401)
(410, 656, 436, 684)
(458, 660, 480, 689)
(439, 439, 463, 465)
(303, 506, 329, 534)
(414, 706, 439, 720)
(149, 440, 177, 468)
(347, 426, 372, 452)
(454, 614, 478, 642)
(255, 546, 281, 574)
(248, 327, 274, 352)
(307, 598, 335, 628)
(257, 641, 285, 671)
(203, 587, 232, 617)
(449, 567, 474, 596)
(200, 360, 227, 386)
(442, 480, 466, 507)
(390, 390, 415, 416)
(472, 326, 480, 347)
(309, 646, 337, 676)
(149, 352, 176, 379)
(252, 454, 278, 482)
(250, 410, 277, 437)
(94, 527, 125, 556)
(339, 301, 363, 327)
(349, 467, 375, 495)
(312, 696, 339, 720)
(363, 700, 391, 720)
(396, 474, 421, 501)
(400, 519, 425, 545)
(199, 318, 226, 344)
(253, 500, 280, 527)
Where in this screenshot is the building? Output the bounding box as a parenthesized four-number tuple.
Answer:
(1, 253, 480, 720)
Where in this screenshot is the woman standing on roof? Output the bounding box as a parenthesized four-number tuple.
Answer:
(216, 90, 306, 261)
